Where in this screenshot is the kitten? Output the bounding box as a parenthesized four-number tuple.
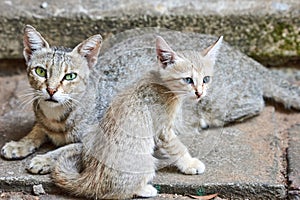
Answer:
(98, 29, 300, 129)
(0, 25, 102, 174)
(52, 36, 223, 199)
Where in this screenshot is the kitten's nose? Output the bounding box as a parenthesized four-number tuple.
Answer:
(47, 88, 57, 96)
(195, 91, 202, 98)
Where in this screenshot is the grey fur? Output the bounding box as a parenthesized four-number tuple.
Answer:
(97, 28, 300, 128)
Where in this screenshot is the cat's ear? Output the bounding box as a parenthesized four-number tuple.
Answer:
(156, 36, 180, 69)
(23, 25, 50, 63)
(202, 36, 223, 65)
(73, 34, 102, 68)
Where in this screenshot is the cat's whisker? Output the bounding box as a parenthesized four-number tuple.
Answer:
(163, 90, 186, 94)
(18, 91, 40, 107)
(34, 98, 42, 112)
(68, 99, 77, 108)
(62, 100, 72, 110)
(19, 96, 41, 111)
(18, 88, 39, 98)
(18, 93, 36, 98)
(65, 97, 82, 108)
(18, 88, 36, 93)
(19, 98, 34, 111)
(169, 93, 188, 102)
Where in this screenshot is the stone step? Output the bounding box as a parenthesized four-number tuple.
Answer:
(0, 73, 299, 199)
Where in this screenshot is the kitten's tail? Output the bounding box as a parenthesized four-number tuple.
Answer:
(262, 69, 300, 110)
(51, 143, 88, 197)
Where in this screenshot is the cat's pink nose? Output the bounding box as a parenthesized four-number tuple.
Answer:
(195, 91, 202, 98)
(47, 88, 57, 96)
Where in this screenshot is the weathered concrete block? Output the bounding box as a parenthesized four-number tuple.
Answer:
(0, 0, 299, 66)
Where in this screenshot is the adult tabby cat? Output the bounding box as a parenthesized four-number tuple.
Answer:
(53, 35, 223, 199)
(1, 25, 102, 174)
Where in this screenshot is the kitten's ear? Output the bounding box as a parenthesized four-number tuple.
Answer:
(202, 36, 223, 65)
(156, 36, 180, 69)
(73, 34, 102, 68)
(23, 25, 50, 63)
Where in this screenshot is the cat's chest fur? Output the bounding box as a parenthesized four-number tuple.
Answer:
(39, 101, 67, 121)
(34, 100, 75, 142)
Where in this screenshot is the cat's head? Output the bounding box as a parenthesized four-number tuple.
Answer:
(156, 35, 222, 101)
(23, 25, 102, 107)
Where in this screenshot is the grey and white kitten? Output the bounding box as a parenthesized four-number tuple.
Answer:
(52, 36, 223, 199)
(97, 28, 300, 129)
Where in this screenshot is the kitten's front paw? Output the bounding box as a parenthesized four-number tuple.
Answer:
(27, 154, 54, 174)
(136, 184, 157, 198)
(182, 158, 205, 175)
(1, 141, 36, 159)
(176, 153, 205, 175)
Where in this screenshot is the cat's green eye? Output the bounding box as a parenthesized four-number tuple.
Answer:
(203, 76, 210, 84)
(35, 67, 47, 78)
(184, 77, 194, 84)
(64, 73, 77, 81)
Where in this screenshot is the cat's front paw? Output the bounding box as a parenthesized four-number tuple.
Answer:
(182, 157, 205, 175)
(27, 154, 54, 174)
(1, 141, 36, 159)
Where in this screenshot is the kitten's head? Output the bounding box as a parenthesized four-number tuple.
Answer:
(23, 25, 102, 107)
(156, 35, 222, 101)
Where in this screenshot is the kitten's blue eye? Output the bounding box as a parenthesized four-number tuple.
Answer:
(203, 76, 210, 84)
(64, 73, 77, 81)
(184, 77, 194, 84)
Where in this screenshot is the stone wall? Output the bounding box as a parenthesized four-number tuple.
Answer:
(0, 0, 299, 67)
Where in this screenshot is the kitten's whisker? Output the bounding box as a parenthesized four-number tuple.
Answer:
(168, 93, 187, 102)
(163, 90, 186, 94)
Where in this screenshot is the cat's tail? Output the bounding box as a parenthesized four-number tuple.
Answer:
(262, 69, 300, 110)
(51, 143, 89, 197)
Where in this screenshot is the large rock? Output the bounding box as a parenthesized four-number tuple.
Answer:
(0, 0, 299, 66)
(96, 29, 300, 128)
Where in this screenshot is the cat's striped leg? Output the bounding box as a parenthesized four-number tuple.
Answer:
(1, 124, 47, 159)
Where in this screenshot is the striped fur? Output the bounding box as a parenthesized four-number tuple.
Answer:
(1, 25, 102, 175)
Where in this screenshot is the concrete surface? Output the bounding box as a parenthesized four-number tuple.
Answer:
(0, 72, 299, 199)
(0, 0, 299, 66)
(288, 125, 300, 199)
(0, 1, 299, 198)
